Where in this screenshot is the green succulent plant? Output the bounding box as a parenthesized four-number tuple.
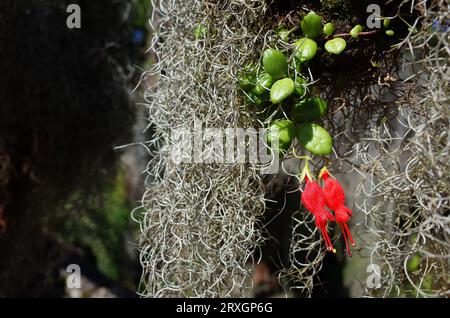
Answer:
(262, 48, 288, 80)
(325, 37, 347, 54)
(350, 24, 363, 38)
(323, 22, 335, 36)
(267, 119, 296, 155)
(301, 11, 322, 39)
(297, 123, 333, 155)
(270, 78, 295, 104)
(294, 38, 318, 62)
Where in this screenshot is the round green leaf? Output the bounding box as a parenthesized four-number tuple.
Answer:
(350, 24, 363, 38)
(252, 72, 274, 95)
(291, 97, 328, 123)
(267, 119, 296, 154)
(301, 11, 322, 39)
(323, 22, 335, 36)
(385, 29, 394, 36)
(407, 254, 422, 273)
(324, 37, 347, 54)
(294, 38, 318, 62)
(383, 18, 391, 28)
(297, 123, 332, 155)
(270, 78, 294, 104)
(262, 48, 288, 80)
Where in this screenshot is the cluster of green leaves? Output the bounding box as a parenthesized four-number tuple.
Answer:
(239, 11, 337, 157)
(239, 11, 397, 158)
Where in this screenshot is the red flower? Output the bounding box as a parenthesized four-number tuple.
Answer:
(319, 167, 355, 256)
(300, 161, 335, 253)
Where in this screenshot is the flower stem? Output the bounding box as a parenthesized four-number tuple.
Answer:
(332, 30, 380, 38)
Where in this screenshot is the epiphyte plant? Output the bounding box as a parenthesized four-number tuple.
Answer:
(238, 10, 396, 159)
(237, 10, 340, 159)
(236, 9, 394, 254)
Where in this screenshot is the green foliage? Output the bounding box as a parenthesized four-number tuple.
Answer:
(238, 11, 355, 159)
(0, 0, 142, 296)
(237, 5, 409, 183)
(270, 78, 294, 104)
(407, 253, 422, 273)
(262, 49, 288, 80)
(253, 73, 274, 95)
(297, 123, 333, 155)
(350, 24, 363, 38)
(194, 25, 208, 39)
(325, 37, 347, 54)
(239, 72, 256, 91)
(294, 38, 318, 62)
(276, 27, 290, 42)
(323, 22, 335, 36)
(301, 11, 323, 39)
(62, 168, 136, 283)
(291, 97, 328, 123)
(245, 92, 270, 107)
(293, 76, 308, 96)
(131, 0, 150, 29)
(267, 120, 296, 155)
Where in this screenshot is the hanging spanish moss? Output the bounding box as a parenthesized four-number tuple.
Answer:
(139, 0, 448, 298)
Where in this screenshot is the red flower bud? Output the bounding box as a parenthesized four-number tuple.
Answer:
(319, 167, 355, 256)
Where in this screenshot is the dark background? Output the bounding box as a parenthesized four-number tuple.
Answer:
(0, 0, 149, 297)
